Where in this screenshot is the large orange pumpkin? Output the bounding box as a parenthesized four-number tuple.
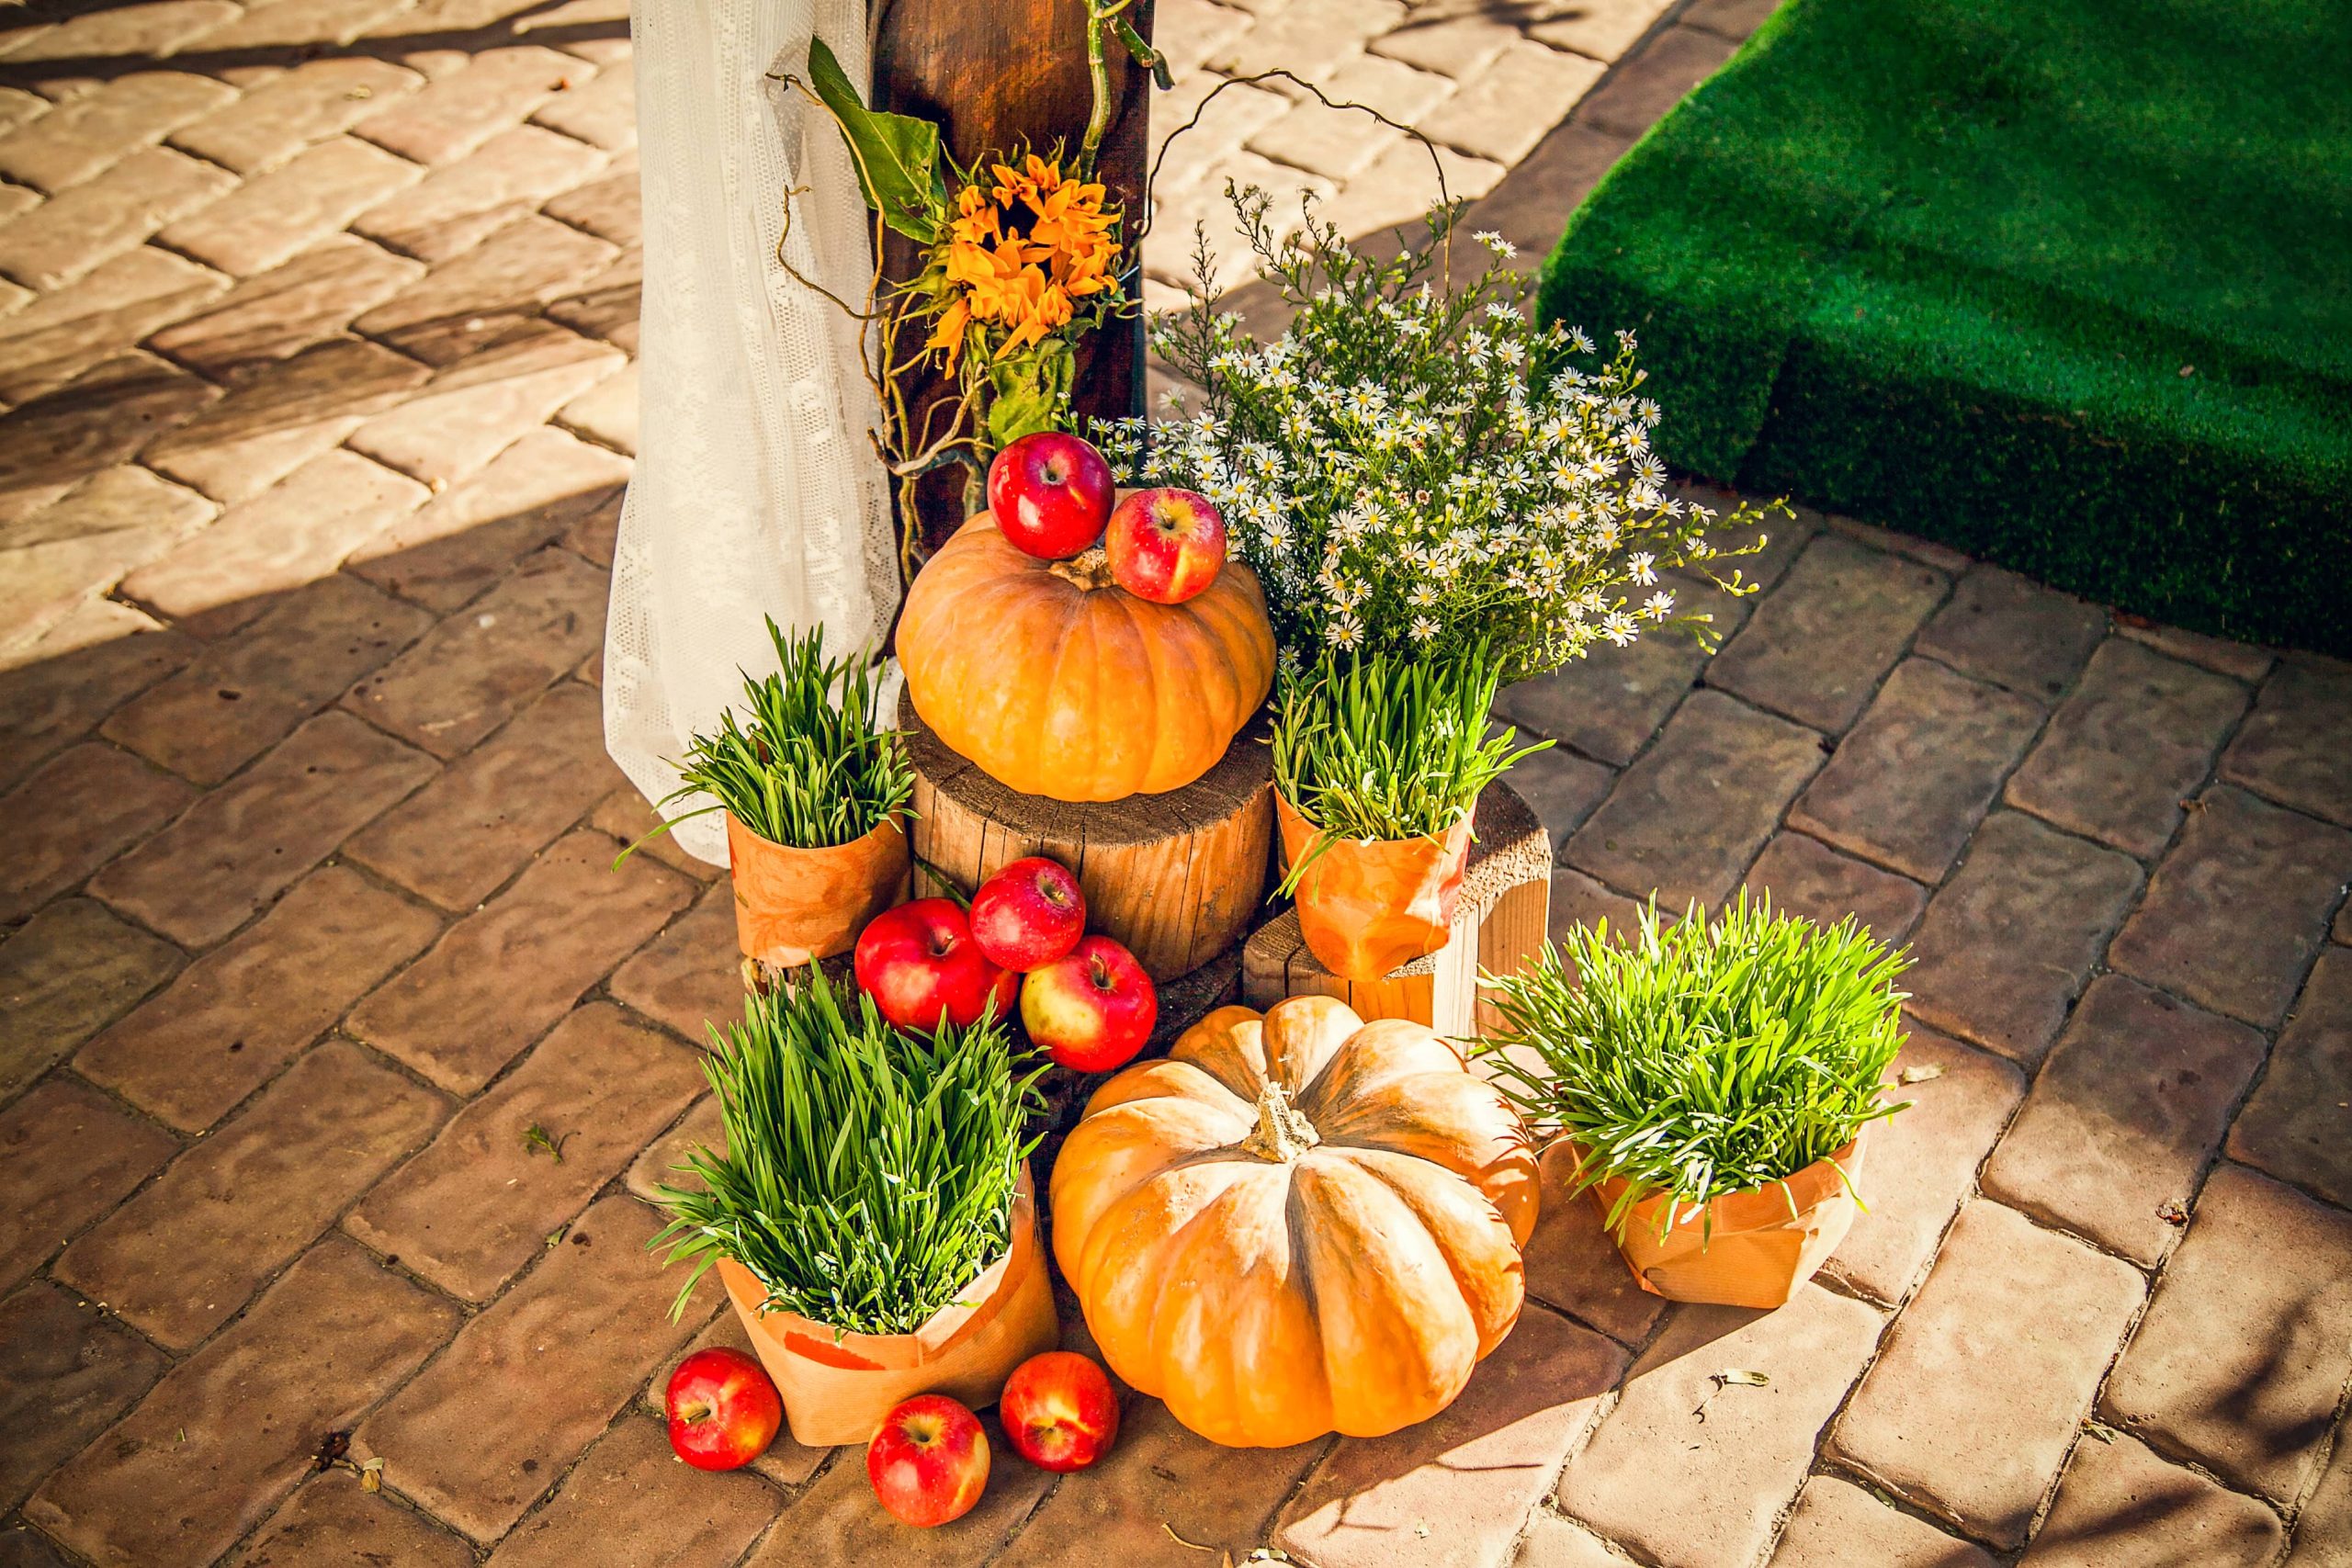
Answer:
(896, 513, 1276, 802)
(1049, 997, 1539, 1448)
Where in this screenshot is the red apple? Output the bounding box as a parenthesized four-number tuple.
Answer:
(989, 432, 1114, 560)
(663, 1348, 782, 1472)
(968, 857, 1087, 973)
(867, 1393, 989, 1528)
(1103, 487, 1227, 604)
(1000, 1351, 1120, 1472)
(1020, 934, 1158, 1073)
(855, 898, 1020, 1032)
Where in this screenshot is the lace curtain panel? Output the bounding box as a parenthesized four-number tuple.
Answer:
(603, 0, 900, 865)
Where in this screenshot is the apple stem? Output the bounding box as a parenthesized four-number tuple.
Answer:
(1046, 546, 1117, 592)
(1239, 1080, 1320, 1164)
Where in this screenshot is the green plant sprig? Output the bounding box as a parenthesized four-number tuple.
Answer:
(1478, 894, 1909, 1238)
(625, 618, 912, 860)
(1272, 644, 1551, 892)
(650, 967, 1046, 1336)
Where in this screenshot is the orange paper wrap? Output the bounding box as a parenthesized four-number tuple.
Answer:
(1555, 1130, 1867, 1310)
(718, 1167, 1059, 1447)
(724, 812, 908, 971)
(1276, 795, 1473, 981)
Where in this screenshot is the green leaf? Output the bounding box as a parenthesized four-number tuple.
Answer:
(805, 36, 944, 243)
(986, 343, 1075, 446)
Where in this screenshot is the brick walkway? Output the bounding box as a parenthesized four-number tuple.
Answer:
(4, 1, 2350, 1564)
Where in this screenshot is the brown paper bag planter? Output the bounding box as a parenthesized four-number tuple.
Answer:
(724, 811, 909, 975)
(1553, 1131, 1867, 1310)
(716, 1166, 1058, 1447)
(1275, 794, 1473, 982)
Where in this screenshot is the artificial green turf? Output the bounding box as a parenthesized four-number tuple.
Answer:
(1536, 0, 2352, 653)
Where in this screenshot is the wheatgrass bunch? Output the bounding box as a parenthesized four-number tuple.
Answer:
(650, 967, 1046, 1334)
(1480, 895, 1908, 1236)
(641, 617, 911, 853)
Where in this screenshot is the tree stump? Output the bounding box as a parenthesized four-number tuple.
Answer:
(1242, 781, 1553, 1039)
(900, 692, 1273, 982)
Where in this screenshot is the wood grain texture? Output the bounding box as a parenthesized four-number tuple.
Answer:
(1244, 781, 1553, 1039)
(902, 691, 1273, 981)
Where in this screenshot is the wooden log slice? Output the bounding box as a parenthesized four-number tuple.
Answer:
(900, 691, 1273, 982)
(1242, 780, 1553, 1040)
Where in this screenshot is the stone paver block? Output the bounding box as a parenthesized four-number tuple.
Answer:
(355, 123, 606, 263)
(0, 896, 179, 1096)
(1792, 658, 2042, 884)
(1503, 743, 1614, 849)
(147, 234, 423, 381)
(347, 1002, 703, 1301)
(0, 71, 238, 194)
(1548, 865, 1647, 944)
(103, 571, 434, 785)
(1709, 533, 1950, 735)
(1368, 5, 1519, 76)
(1521, 1142, 1666, 1345)
(349, 828, 693, 1092)
(1902, 811, 2143, 1066)
(1682, 0, 1783, 39)
(28, 1239, 459, 1568)
(1741, 831, 1928, 945)
(118, 448, 430, 635)
(2109, 784, 2352, 1028)
(0, 245, 223, 407)
(356, 44, 585, 166)
(1578, 23, 1739, 138)
(555, 356, 637, 453)
(76, 865, 442, 1132)
(2290, 1427, 2352, 1564)
(626, 1093, 722, 1202)
(1829, 1201, 2145, 1549)
(0, 474, 204, 648)
(1768, 1475, 1997, 1568)
(1418, 39, 1606, 165)
(2230, 947, 2352, 1209)
(1, 1282, 166, 1520)
(355, 1194, 700, 1543)
(54, 1038, 449, 1348)
(541, 242, 640, 352)
(1528, 0, 1679, 62)
(88, 711, 436, 947)
(187, 0, 413, 51)
(1825, 516, 1973, 575)
(1824, 1026, 2026, 1305)
(1983, 976, 2264, 1266)
(1278, 1305, 1625, 1568)
(483, 1415, 777, 1568)
(1566, 689, 1823, 909)
(540, 153, 639, 245)
(143, 334, 433, 505)
(588, 784, 718, 881)
(526, 62, 635, 152)
(1495, 627, 1702, 767)
(1512, 1516, 1630, 1567)
(347, 320, 625, 486)
(1209, 0, 1407, 82)
(170, 56, 424, 175)
(346, 424, 631, 612)
(0, 1077, 180, 1293)
(2102, 1163, 2352, 1504)
(157, 136, 420, 276)
(345, 681, 616, 908)
(2006, 637, 2251, 860)
(0, 1, 238, 67)
(0, 145, 235, 291)
(607, 881, 742, 1043)
(1459, 120, 1633, 268)
(234, 1472, 475, 1568)
(1, 352, 219, 525)
(0, 743, 192, 925)
(744, 1410, 1056, 1568)
(0, 602, 189, 787)
(2118, 617, 2275, 684)
(1314, 136, 1505, 253)
(345, 547, 609, 755)
(354, 213, 617, 366)
(1559, 1284, 1886, 1568)
(2018, 1430, 2283, 1567)
(2222, 657, 2352, 827)
(1915, 563, 2108, 701)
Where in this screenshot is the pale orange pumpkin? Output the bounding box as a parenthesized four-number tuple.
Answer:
(896, 512, 1276, 802)
(1049, 997, 1539, 1448)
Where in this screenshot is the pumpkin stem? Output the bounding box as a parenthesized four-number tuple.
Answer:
(1239, 1081, 1321, 1163)
(1046, 546, 1117, 592)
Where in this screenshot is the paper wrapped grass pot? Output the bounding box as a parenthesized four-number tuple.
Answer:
(723, 811, 908, 973)
(1554, 1131, 1867, 1310)
(717, 1166, 1058, 1447)
(1275, 795, 1474, 982)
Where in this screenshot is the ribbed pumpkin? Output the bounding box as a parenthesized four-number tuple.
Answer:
(1049, 997, 1539, 1448)
(896, 512, 1276, 802)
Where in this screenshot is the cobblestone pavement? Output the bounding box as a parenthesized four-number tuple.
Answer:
(4, 0, 2350, 1564)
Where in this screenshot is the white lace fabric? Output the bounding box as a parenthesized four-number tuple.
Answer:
(604, 0, 900, 865)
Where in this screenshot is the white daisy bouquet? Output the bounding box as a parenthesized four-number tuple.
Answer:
(1099, 186, 1780, 684)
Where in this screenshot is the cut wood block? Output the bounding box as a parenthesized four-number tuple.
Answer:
(1242, 780, 1552, 1040)
(901, 693, 1274, 982)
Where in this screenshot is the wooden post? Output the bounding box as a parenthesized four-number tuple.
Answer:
(870, 0, 1156, 558)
